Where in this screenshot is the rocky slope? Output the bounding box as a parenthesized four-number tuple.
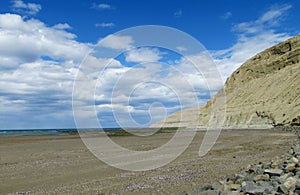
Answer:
(152, 34, 300, 129)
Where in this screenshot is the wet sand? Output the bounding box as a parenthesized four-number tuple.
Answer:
(0, 129, 297, 194)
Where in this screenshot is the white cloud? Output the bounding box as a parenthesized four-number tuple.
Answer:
(53, 23, 72, 30)
(71, 54, 204, 127)
(0, 59, 77, 129)
(0, 13, 91, 129)
(92, 3, 114, 10)
(125, 47, 163, 63)
(232, 4, 292, 35)
(259, 4, 292, 24)
(80, 55, 122, 74)
(175, 54, 223, 91)
(12, 0, 42, 15)
(99, 34, 133, 50)
(0, 60, 75, 94)
(212, 4, 293, 81)
(95, 22, 115, 28)
(0, 14, 90, 68)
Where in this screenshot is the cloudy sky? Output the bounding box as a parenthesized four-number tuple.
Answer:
(0, 0, 299, 129)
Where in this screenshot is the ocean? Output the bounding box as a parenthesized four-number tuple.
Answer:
(0, 129, 76, 136)
(0, 128, 125, 136)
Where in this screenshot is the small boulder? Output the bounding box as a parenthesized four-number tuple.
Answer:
(241, 181, 265, 194)
(283, 177, 296, 190)
(253, 174, 270, 182)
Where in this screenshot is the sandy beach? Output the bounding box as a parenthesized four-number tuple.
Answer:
(0, 129, 297, 194)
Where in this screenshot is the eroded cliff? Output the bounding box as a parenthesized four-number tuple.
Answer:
(152, 34, 300, 129)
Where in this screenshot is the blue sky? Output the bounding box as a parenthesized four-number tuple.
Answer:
(0, 0, 299, 129)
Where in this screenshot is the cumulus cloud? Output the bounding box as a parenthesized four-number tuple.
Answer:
(74, 28, 219, 128)
(0, 14, 89, 68)
(0, 60, 76, 129)
(0, 13, 91, 129)
(52, 23, 72, 30)
(176, 53, 223, 91)
(73, 48, 211, 127)
(0, 61, 74, 94)
(79, 50, 217, 127)
(125, 47, 163, 63)
(11, 0, 42, 15)
(98, 34, 133, 50)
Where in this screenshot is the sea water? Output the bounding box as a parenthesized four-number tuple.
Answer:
(0, 129, 76, 136)
(0, 128, 124, 136)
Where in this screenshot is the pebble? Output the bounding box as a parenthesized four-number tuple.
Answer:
(180, 126, 300, 194)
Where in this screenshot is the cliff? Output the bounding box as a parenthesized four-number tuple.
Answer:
(152, 34, 300, 129)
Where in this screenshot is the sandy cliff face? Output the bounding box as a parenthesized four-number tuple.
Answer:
(152, 35, 300, 129)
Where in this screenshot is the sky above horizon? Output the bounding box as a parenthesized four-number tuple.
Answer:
(0, 0, 299, 129)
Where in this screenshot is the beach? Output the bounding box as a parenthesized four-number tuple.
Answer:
(0, 129, 297, 194)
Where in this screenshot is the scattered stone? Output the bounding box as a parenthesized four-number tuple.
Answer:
(247, 164, 263, 174)
(279, 184, 289, 194)
(264, 169, 283, 177)
(229, 184, 240, 191)
(245, 186, 265, 195)
(253, 174, 269, 182)
(283, 177, 296, 191)
(293, 144, 300, 156)
(241, 181, 254, 193)
(270, 161, 278, 168)
(295, 180, 300, 193)
(279, 172, 293, 181)
(285, 163, 296, 172)
(289, 156, 299, 164)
